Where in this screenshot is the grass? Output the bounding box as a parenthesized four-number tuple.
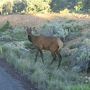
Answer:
(0, 14, 90, 90)
(0, 21, 12, 32)
(67, 84, 90, 90)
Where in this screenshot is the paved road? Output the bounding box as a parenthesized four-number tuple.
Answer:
(0, 66, 25, 90)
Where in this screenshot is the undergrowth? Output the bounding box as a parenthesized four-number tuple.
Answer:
(0, 20, 90, 90)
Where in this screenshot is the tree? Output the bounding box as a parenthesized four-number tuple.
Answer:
(26, 0, 51, 13)
(13, 0, 27, 13)
(2, 1, 13, 15)
(83, 0, 90, 12)
(74, 1, 83, 12)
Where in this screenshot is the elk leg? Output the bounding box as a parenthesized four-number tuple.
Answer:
(57, 52, 62, 69)
(35, 50, 39, 62)
(50, 53, 56, 65)
(39, 49, 44, 63)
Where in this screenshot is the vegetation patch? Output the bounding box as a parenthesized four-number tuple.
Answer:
(0, 18, 90, 90)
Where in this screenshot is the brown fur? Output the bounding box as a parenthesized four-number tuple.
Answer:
(26, 27, 63, 68)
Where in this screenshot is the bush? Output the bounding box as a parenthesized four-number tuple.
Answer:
(38, 20, 85, 41)
(0, 21, 12, 32)
(26, 0, 51, 13)
(9, 27, 27, 41)
(0, 25, 90, 90)
(0, 3, 3, 14)
(74, 1, 83, 12)
(67, 84, 90, 90)
(60, 8, 70, 14)
(13, 0, 27, 13)
(61, 21, 85, 41)
(39, 23, 68, 39)
(69, 38, 90, 67)
(2, 1, 13, 15)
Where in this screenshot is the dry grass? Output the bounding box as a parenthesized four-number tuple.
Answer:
(0, 13, 90, 28)
(0, 14, 47, 27)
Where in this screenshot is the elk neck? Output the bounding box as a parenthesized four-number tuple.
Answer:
(28, 34, 33, 42)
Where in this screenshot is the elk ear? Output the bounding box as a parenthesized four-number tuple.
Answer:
(24, 26, 29, 33)
(26, 27, 29, 33)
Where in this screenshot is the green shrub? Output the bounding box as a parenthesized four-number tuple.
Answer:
(67, 84, 90, 90)
(74, 1, 83, 12)
(1, 40, 86, 90)
(26, 0, 51, 13)
(0, 21, 12, 32)
(40, 23, 68, 38)
(2, 1, 13, 15)
(39, 21, 85, 41)
(0, 22, 90, 90)
(13, 0, 27, 13)
(10, 27, 27, 41)
(62, 22, 83, 33)
(70, 39, 90, 66)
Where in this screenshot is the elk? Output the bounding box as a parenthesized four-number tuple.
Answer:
(26, 27, 64, 68)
